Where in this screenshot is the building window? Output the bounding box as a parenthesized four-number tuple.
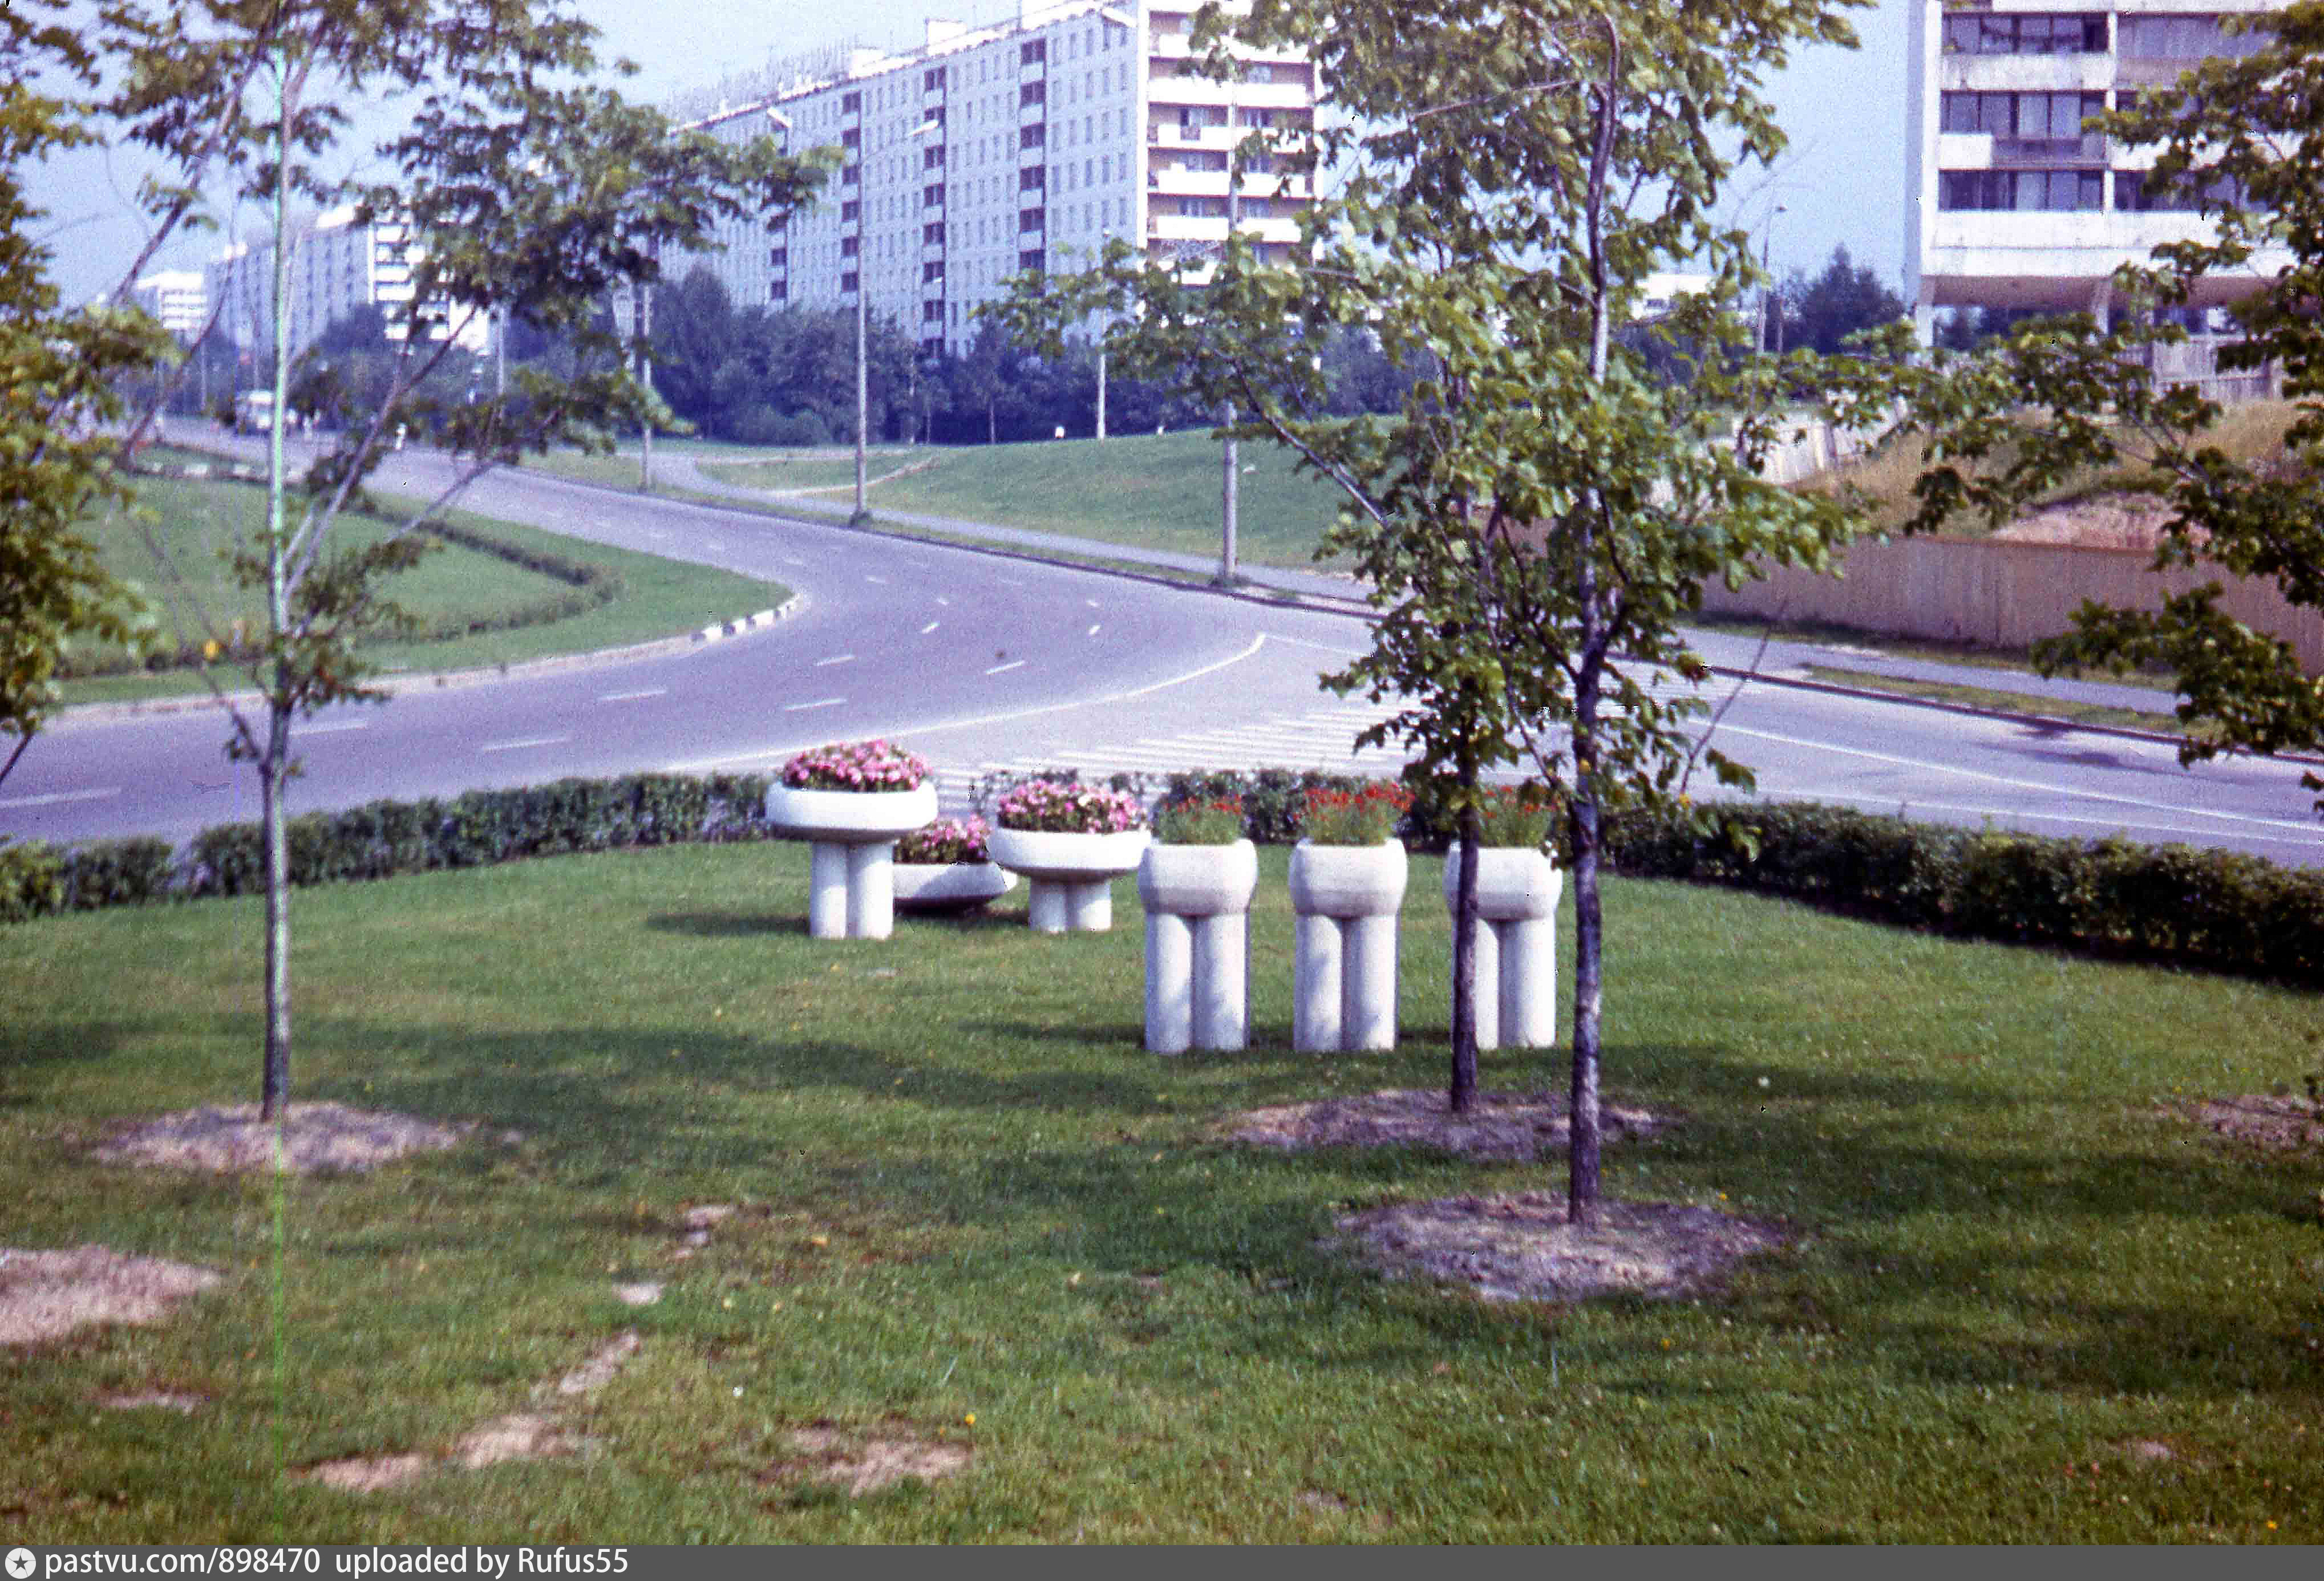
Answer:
(1021, 39, 1046, 65)
(922, 261, 945, 282)
(923, 221, 946, 245)
(924, 66, 947, 91)
(770, 281, 787, 301)
(842, 127, 859, 148)
(1937, 169, 2104, 211)
(842, 91, 861, 113)
(841, 271, 860, 293)
(2114, 171, 2246, 212)
(2119, 14, 2270, 59)
(1020, 206, 1046, 233)
(1941, 13, 2107, 56)
(922, 298, 946, 322)
(1021, 123, 1046, 149)
(843, 164, 859, 187)
(769, 247, 787, 268)
(841, 199, 859, 222)
(1019, 248, 1044, 272)
(1940, 91, 2106, 142)
(925, 144, 946, 169)
(1020, 166, 1046, 191)
(1021, 80, 1046, 107)
(841, 235, 859, 258)
(924, 183, 945, 208)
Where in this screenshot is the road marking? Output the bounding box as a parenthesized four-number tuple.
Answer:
(1086, 599, 1100, 609)
(865, 574, 890, 585)
(480, 735, 570, 754)
(815, 654, 857, 667)
(1264, 633, 1368, 657)
(302, 720, 370, 735)
(598, 688, 668, 703)
(1087, 623, 1102, 637)
(921, 621, 941, 635)
(986, 659, 1026, 676)
(935, 597, 950, 607)
(782, 556, 807, 567)
(0, 786, 121, 810)
(784, 697, 847, 712)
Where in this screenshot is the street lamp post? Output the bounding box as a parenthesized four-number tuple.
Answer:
(856, 116, 942, 525)
(1759, 201, 1787, 356)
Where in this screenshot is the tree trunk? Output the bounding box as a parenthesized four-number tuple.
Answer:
(1566, 767, 1604, 1226)
(259, 714, 292, 1122)
(1448, 765, 1481, 1114)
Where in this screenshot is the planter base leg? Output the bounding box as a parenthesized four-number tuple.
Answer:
(1293, 913, 1342, 1052)
(1066, 878, 1112, 932)
(1145, 912, 1194, 1055)
(1343, 913, 1399, 1052)
(845, 841, 896, 941)
(808, 842, 849, 941)
(1465, 918, 1503, 1051)
(1027, 879, 1067, 933)
(1501, 916, 1557, 1047)
(1192, 911, 1248, 1051)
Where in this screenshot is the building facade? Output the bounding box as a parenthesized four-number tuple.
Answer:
(1906, 1, 2290, 339)
(674, 0, 1318, 356)
(204, 204, 485, 361)
(128, 269, 208, 343)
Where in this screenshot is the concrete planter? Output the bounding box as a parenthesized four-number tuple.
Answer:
(892, 860, 1017, 916)
(1137, 840, 1258, 1055)
(1442, 843, 1562, 1049)
(763, 783, 938, 941)
(987, 825, 1151, 933)
(1287, 840, 1408, 1052)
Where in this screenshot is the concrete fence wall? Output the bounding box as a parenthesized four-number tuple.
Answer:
(1698, 534, 2324, 674)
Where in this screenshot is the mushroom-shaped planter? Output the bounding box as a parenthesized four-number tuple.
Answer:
(1442, 842, 1562, 1049)
(1137, 840, 1259, 1054)
(1286, 839, 1408, 1052)
(764, 783, 939, 941)
(987, 826, 1152, 933)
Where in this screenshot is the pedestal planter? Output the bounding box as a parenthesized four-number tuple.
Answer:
(1442, 843, 1562, 1049)
(987, 826, 1152, 933)
(1137, 840, 1258, 1055)
(1287, 840, 1408, 1052)
(764, 783, 939, 941)
(892, 861, 1017, 916)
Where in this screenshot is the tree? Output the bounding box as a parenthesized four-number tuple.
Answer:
(1899, 2, 2324, 804)
(1005, 0, 1896, 1223)
(74, 0, 827, 1119)
(0, 1, 172, 795)
(1779, 244, 1908, 358)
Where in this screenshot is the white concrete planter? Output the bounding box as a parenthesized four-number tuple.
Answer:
(1137, 840, 1258, 1055)
(763, 783, 938, 941)
(892, 860, 1017, 915)
(987, 825, 1152, 933)
(1287, 840, 1408, 1052)
(1442, 843, 1563, 1049)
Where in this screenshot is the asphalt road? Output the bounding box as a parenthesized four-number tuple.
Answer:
(9, 443, 2323, 870)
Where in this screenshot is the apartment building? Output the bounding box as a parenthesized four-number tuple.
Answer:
(204, 204, 486, 361)
(1906, 1, 2291, 340)
(128, 269, 208, 343)
(674, 0, 1318, 356)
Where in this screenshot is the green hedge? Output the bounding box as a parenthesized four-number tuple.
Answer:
(9, 765, 2324, 988)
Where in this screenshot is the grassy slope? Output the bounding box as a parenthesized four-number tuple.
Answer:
(1, 844, 2316, 1542)
(59, 479, 788, 708)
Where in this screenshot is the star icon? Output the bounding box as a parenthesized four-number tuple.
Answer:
(6, 1548, 37, 1580)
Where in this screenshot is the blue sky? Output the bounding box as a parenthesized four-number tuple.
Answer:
(29, 0, 1911, 304)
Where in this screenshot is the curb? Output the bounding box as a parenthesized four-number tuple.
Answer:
(52, 594, 804, 729)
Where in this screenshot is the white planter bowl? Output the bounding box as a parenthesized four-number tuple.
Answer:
(987, 825, 1151, 882)
(1137, 840, 1258, 917)
(1288, 839, 1409, 918)
(764, 783, 938, 842)
(892, 860, 1017, 915)
(1440, 843, 1562, 920)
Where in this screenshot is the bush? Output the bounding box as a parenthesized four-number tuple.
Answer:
(0, 841, 65, 923)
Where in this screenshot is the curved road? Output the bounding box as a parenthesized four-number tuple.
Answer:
(7, 444, 2324, 869)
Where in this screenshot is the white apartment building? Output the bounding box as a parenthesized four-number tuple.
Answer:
(129, 269, 208, 342)
(674, 0, 1318, 357)
(205, 204, 487, 362)
(1907, 1, 2291, 340)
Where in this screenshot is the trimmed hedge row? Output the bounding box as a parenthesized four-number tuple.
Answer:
(7, 765, 2324, 988)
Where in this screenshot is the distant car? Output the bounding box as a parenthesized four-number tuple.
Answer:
(233, 391, 276, 435)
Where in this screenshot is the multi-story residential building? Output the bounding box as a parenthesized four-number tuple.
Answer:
(671, 0, 1318, 357)
(1906, 2, 2290, 343)
(128, 269, 208, 343)
(204, 203, 486, 362)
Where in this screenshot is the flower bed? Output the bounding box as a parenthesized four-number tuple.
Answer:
(895, 817, 991, 865)
(782, 740, 928, 793)
(1301, 783, 1412, 846)
(995, 779, 1148, 835)
(1155, 797, 1244, 846)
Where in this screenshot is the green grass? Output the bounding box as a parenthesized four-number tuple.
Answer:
(1802, 665, 2193, 737)
(521, 439, 853, 494)
(3, 845, 2319, 1542)
(59, 476, 789, 709)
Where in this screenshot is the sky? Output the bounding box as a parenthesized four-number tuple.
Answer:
(26, 0, 1913, 306)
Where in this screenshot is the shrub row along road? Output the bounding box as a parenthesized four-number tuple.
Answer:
(7, 441, 2323, 869)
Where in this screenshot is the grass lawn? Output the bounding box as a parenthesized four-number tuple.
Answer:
(58, 474, 788, 710)
(2, 845, 2318, 1542)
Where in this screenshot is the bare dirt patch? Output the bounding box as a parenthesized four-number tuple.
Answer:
(1994, 493, 2188, 552)
(1330, 1194, 1788, 1304)
(0, 1246, 223, 1347)
(90, 1102, 476, 1175)
(1222, 1087, 1666, 1162)
(786, 1424, 971, 1497)
(2175, 1093, 2324, 1153)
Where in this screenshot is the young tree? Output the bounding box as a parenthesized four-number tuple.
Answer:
(80, 0, 827, 1119)
(1899, 2, 2324, 802)
(1779, 244, 1909, 358)
(1007, 0, 1896, 1222)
